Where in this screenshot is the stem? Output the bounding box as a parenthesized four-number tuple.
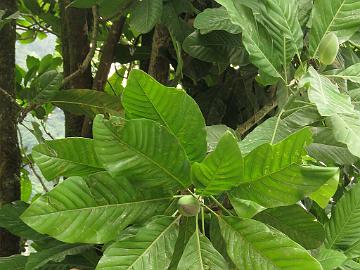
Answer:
(201, 206, 205, 234)
(270, 108, 285, 144)
(210, 196, 233, 216)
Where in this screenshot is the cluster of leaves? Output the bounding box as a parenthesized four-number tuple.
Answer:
(1, 0, 360, 269)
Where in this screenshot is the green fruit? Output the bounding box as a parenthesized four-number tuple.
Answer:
(178, 195, 200, 217)
(318, 32, 339, 65)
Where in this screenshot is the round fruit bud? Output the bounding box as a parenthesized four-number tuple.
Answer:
(178, 195, 200, 217)
(318, 32, 339, 65)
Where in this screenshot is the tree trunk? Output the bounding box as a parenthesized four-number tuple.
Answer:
(148, 24, 170, 84)
(0, 0, 20, 256)
(60, 0, 93, 137)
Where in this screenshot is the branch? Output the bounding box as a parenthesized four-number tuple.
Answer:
(0, 87, 20, 111)
(62, 5, 99, 87)
(235, 101, 277, 138)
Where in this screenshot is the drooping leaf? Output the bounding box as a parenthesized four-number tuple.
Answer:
(326, 113, 360, 158)
(192, 131, 243, 195)
(96, 216, 179, 270)
(32, 138, 104, 180)
(194, 7, 241, 35)
(308, 0, 360, 57)
(254, 205, 325, 249)
(177, 231, 228, 270)
(51, 89, 123, 119)
(25, 244, 92, 270)
(299, 67, 354, 116)
(122, 69, 207, 163)
(21, 173, 171, 243)
(93, 115, 191, 191)
(128, 0, 162, 34)
(325, 183, 360, 249)
(218, 216, 323, 270)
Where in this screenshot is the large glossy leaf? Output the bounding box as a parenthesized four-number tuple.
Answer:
(0, 256, 27, 270)
(315, 248, 347, 270)
(308, 0, 360, 56)
(183, 30, 243, 64)
(122, 69, 206, 163)
(51, 89, 123, 119)
(216, 0, 283, 83)
(96, 216, 179, 270)
(194, 7, 241, 35)
(128, 0, 162, 34)
(231, 128, 340, 207)
(32, 138, 104, 180)
(310, 170, 339, 208)
(21, 173, 171, 243)
(325, 183, 360, 249)
(25, 244, 92, 270)
(218, 216, 323, 270)
(93, 115, 191, 190)
(326, 113, 360, 158)
(254, 205, 325, 249)
(177, 231, 228, 270)
(192, 131, 243, 195)
(299, 67, 354, 116)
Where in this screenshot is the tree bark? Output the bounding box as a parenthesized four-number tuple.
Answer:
(148, 24, 170, 84)
(0, 0, 21, 256)
(60, 0, 93, 137)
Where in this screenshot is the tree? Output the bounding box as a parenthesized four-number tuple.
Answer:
(0, 0, 20, 256)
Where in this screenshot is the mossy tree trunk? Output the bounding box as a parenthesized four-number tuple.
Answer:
(0, 0, 21, 256)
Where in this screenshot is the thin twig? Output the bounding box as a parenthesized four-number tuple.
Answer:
(40, 120, 55, 140)
(62, 5, 99, 87)
(17, 127, 49, 192)
(210, 196, 233, 216)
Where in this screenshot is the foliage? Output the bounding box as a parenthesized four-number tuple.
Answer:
(2, 0, 360, 269)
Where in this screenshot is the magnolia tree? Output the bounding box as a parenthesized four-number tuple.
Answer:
(1, 0, 360, 269)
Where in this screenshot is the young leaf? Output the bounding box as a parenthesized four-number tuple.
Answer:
(96, 216, 179, 270)
(122, 69, 207, 163)
(254, 205, 325, 249)
(32, 138, 104, 180)
(192, 131, 244, 195)
(218, 216, 323, 270)
(93, 115, 191, 190)
(21, 173, 172, 244)
(177, 231, 228, 270)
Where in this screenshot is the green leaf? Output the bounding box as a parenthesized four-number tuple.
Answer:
(96, 216, 179, 270)
(21, 173, 171, 243)
(194, 7, 241, 35)
(93, 116, 191, 190)
(228, 194, 265, 218)
(25, 244, 92, 270)
(183, 30, 243, 64)
(254, 205, 325, 249)
(128, 0, 162, 34)
(326, 113, 360, 158)
(32, 138, 104, 180)
(329, 63, 360, 84)
(340, 260, 360, 270)
(122, 69, 206, 163)
(0, 256, 27, 270)
(206, 125, 235, 152)
(0, 201, 45, 240)
(216, 0, 283, 83)
(315, 248, 347, 270)
(31, 70, 62, 104)
(231, 128, 340, 207)
(177, 231, 228, 270)
(299, 67, 355, 116)
(308, 0, 360, 57)
(192, 131, 243, 195)
(51, 89, 123, 119)
(218, 216, 323, 270)
(325, 183, 360, 249)
(310, 170, 339, 208)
